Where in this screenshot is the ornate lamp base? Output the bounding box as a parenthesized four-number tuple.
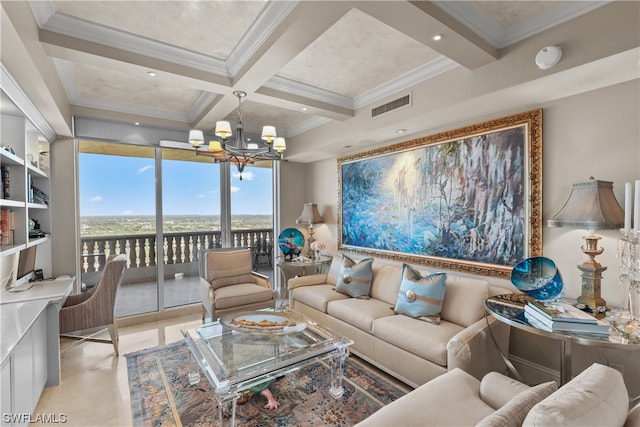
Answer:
(575, 234, 608, 319)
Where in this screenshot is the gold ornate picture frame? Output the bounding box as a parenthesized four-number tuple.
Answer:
(337, 109, 542, 278)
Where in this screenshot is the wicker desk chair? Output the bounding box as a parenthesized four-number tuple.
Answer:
(59, 254, 127, 355)
(200, 248, 275, 322)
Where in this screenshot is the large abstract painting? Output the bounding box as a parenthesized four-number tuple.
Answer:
(338, 109, 542, 277)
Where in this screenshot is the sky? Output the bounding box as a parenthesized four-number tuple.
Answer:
(79, 153, 273, 216)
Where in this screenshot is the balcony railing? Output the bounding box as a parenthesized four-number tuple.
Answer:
(81, 228, 274, 276)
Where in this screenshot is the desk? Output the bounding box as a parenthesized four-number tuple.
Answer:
(0, 276, 74, 422)
(276, 256, 332, 307)
(486, 295, 640, 385)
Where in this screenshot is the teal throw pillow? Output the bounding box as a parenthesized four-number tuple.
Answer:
(394, 264, 446, 323)
(335, 255, 373, 299)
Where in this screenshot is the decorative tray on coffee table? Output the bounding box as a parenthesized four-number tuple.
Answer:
(219, 311, 307, 335)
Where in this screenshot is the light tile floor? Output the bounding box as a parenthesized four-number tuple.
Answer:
(34, 311, 202, 427)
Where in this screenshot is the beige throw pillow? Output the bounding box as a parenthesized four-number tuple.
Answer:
(476, 381, 557, 427)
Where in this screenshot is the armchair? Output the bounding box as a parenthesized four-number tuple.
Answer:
(200, 248, 275, 322)
(59, 253, 127, 355)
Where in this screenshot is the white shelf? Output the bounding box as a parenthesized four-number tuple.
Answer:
(26, 164, 48, 179)
(0, 150, 24, 167)
(0, 199, 25, 208)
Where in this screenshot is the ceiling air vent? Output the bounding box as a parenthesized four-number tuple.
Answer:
(371, 94, 410, 117)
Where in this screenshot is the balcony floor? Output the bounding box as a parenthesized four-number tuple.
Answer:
(115, 265, 275, 318)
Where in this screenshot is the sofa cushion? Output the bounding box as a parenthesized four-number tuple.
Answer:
(370, 264, 403, 305)
(440, 275, 490, 327)
(327, 298, 394, 333)
(523, 363, 628, 427)
(355, 368, 495, 426)
(291, 284, 349, 312)
(335, 255, 374, 298)
(213, 283, 273, 309)
(480, 372, 532, 409)
(372, 314, 463, 366)
(394, 264, 446, 322)
(476, 381, 557, 427)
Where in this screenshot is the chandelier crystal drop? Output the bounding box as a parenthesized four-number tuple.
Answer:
(188, 90, 285, 180)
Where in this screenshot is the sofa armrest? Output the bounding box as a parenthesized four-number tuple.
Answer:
(288, 273, 329, 290)
(479, 372, 531, 409)
(251, 271, 272, 290)
(447, 315, 511, 380)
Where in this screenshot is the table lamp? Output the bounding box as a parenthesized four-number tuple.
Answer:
(296, 203, 324, 257)
(547, 177, 624, 318)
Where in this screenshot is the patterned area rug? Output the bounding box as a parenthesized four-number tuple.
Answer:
(126, 340, 410, 426)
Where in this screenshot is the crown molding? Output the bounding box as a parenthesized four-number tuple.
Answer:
(1, 64, 56, 142)
(226, 1, 299, 76)
(354, 56, 458, 110)
(40, 12, 229, 76)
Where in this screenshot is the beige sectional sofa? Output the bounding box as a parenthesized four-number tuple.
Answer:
(288, 254, 512, 387)
(357, 362, 639, 427)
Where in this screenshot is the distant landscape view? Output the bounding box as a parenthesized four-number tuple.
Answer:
(80, 215, 273, 237)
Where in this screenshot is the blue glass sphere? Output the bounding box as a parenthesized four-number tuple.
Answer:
(510, 257, 563, 300)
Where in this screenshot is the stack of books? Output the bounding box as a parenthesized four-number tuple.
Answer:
(524, 300, 610, 335)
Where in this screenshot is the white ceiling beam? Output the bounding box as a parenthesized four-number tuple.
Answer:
(356, 1, 499, 70)
(193, 1, 354, 130)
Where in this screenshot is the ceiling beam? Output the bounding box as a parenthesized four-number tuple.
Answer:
(193, 1, 354, 130)
(356, 1, 498, 69)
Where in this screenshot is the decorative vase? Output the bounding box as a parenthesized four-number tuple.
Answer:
(314, 250, 321, 260)
(510, 256, 564, 300)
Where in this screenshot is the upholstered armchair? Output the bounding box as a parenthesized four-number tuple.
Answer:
(200, 248, 275, 322)
(59, 253, 127, 355)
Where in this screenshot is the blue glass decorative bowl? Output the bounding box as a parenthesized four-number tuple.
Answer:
(278, 228, 305, 256)
(510, 257, 564, 300)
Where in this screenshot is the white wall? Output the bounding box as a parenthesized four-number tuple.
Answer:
(301, 79, 640, 394)
(305, 79, 640, 304)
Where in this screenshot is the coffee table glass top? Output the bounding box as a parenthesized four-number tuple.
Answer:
(182, 308, 352, 393)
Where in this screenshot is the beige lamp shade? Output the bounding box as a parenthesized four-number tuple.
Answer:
(215, 121, 232, 139)
(188, 130, 204, 147)
(296, 203, 323, 225)
(261, 125, 277, 143)
(547, 177, 624, 229)
(273, 137, 286, 153)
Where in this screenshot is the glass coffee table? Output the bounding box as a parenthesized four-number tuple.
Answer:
(182, 308, 353, 426)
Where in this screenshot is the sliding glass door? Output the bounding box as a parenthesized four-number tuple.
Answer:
(161, 148, 220, 309)
(78, 141, 274, 317)
(78, 142, 158, 317)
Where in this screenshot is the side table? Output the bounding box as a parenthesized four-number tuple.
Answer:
(486, 295, 640, 386)
(276, 255, 332, 308)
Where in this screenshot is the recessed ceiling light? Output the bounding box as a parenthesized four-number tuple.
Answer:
(134, 122, 140, 126)
(433, 34, 443, 41)
(395, 129, 407, 134)
(147, 71, 156, 77)
(302, 107, 308, 111)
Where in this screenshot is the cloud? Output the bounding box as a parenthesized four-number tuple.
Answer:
(137, 165, 153, 174)
(196, 194, 205, 198)
(230, 186, 240, 193)
(232, 171, 255, 181)
(89, 195, 103, 202)
(122, 209, 133, 215)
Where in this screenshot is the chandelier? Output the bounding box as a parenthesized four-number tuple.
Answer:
(188, 90, 286, 180)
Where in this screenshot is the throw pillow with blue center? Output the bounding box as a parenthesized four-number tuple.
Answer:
(335, 255, 373, 298)
(394, 264, 446, 323)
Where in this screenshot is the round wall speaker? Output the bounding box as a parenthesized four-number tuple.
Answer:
(535, 45, 562, 70)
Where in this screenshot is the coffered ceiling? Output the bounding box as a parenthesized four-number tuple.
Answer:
(3, 0, 637, 162)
